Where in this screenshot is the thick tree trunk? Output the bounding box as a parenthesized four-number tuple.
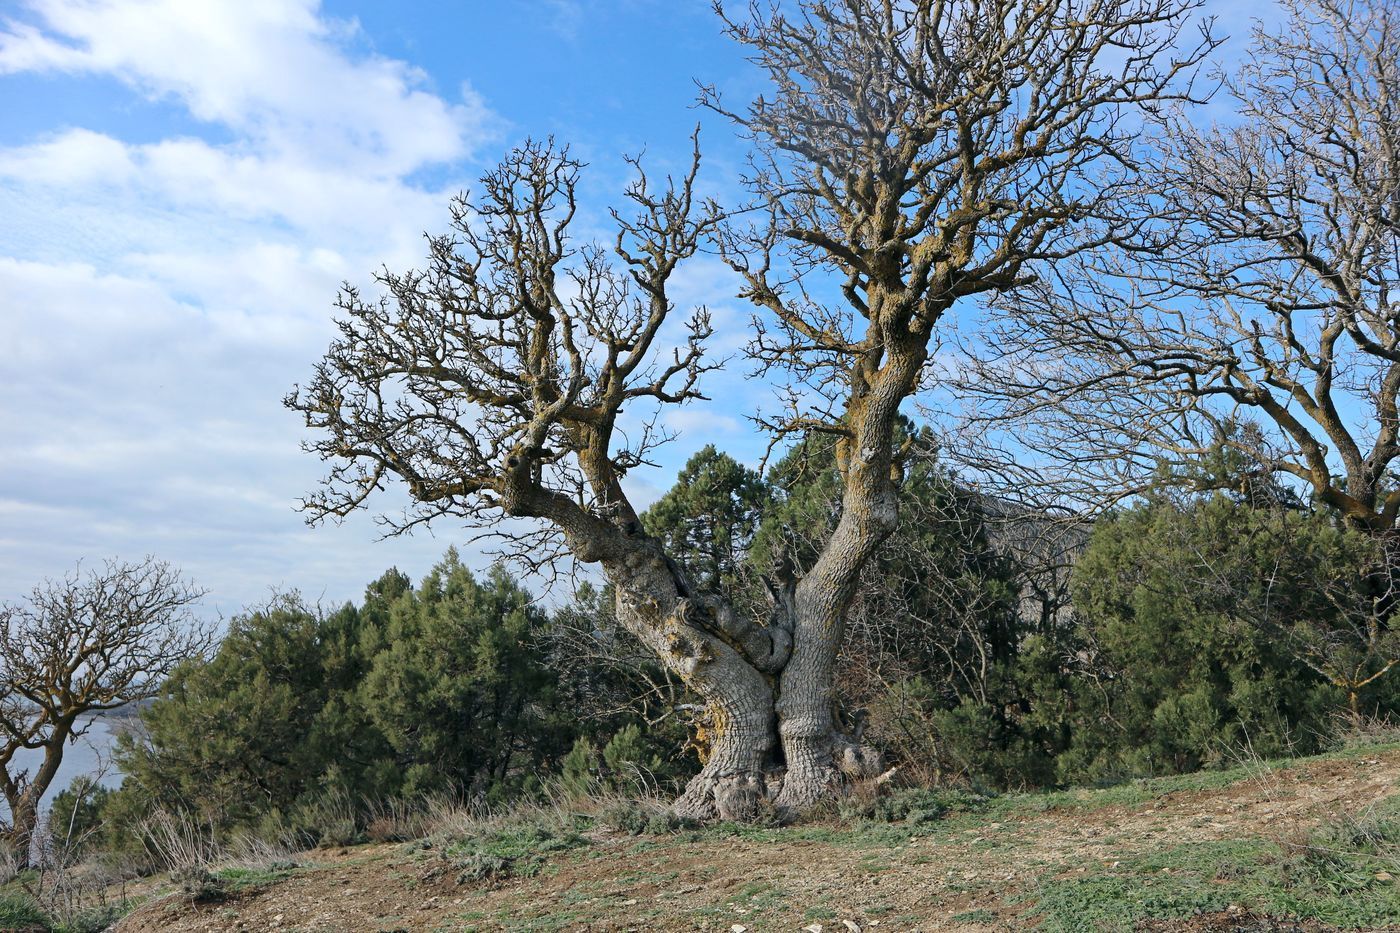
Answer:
(7, 796, 38, 867)
(596, 344, 920, 820)
(602, 544, 867, 820)
(603, 548, 778, 821)
(769, 338, 921, 813)
(772, 587, 885, 813)
(671, 688, 775, 821)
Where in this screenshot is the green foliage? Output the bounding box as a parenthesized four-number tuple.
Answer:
(558, 738, 598, 798)
(115, 590, 367, 831)
(112, 553, 585, 844)
(0, 892, 46, 928)
(46, 777, 112, 857)
(1046, 494, 1390, 784)
(642, 445, 769, 601)
(839, 786, 991, 825)
(56, 903, 130, 933)
(595, 800, 651, 835)
(444, 816, 589, 881)
(1024, 814, 1400, 931)
(359, 552, 563, 799)
(600, 724, 663, 791)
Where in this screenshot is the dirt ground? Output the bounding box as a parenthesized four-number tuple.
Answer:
(114, 749, 1400, 932)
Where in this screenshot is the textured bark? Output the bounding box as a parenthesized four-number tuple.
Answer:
(3, 727, 66, 865)
(604, 550, 777, 821)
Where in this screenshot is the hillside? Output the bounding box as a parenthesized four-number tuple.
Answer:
(109, 743, 1400, 932)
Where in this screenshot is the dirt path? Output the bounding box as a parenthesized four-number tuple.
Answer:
(115, 749, 1400, 932)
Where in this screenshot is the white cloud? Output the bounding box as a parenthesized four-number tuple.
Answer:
(665, 408, 742, 436)
(0, 128, 136, 185)
(0, 0, 494, 174)
(0, 1, 505, 611)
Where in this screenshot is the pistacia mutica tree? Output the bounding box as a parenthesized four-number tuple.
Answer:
(967, 0, 1400, 532)
(0, 558, 207, 862)
(288, 1, 1211, 819)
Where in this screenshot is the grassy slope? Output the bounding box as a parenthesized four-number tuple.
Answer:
(111, 742, 1400, 932)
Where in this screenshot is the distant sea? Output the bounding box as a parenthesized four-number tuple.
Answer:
(6, 712, 130, 812)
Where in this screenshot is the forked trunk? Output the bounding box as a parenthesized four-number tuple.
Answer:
(609, 562, 884, 821)
(603, 347, 916, 820)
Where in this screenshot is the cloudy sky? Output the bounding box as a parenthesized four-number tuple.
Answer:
(0, 0, 1274, 616)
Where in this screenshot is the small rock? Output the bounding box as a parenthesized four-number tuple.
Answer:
(843, 922, 863, 933)
(732, 926, 748, 933)
(802, 925, 823, 933)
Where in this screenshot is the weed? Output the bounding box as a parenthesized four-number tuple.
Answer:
(170, 866, 228, 903)
(1021, 819, 1400, 931)
(444, 816, 589, 882)
(0, 891, 46, 928)
(839, 786, 992, 825)
(55, 903, 129, 933)
(595, 800, 659, 835)
(213, 862, 299, 890)
(951, 908, 998, 924)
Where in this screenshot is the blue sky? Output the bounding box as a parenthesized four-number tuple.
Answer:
(0, 0, 1275, 616)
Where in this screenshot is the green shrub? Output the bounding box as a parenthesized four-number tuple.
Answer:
(559, 738, 598, 798)
(839, 786, 990, 824)
(444, 816, 588, 881)
(0, 892, 46, 929)
(595, 801, 650, 835)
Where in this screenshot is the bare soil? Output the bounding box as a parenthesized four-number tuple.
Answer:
(114, 749, 1400, 932)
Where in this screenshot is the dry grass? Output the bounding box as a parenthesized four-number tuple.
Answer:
(1330, 711, 1400, 750)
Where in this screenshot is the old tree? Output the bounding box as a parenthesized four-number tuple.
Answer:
(288, 0, 1210, 818)
(0, 559, 206, 861)
(964, 0, 1400, 704)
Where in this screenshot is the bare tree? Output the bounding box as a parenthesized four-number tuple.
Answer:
(288, 1, 1210, 818)
(0, 558, 209, 863)
(965, 0, 1400, 535)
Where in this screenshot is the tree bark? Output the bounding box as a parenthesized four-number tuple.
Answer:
(594, 344, 918, 819)
(3, 720, 71, 867)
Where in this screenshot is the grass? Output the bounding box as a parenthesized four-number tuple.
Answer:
(0, 890, 47, 928)
(952, 908, 999, 924)
(0, 887, 135, 933)
(441, 815, 590, 881)
(689, 878, 791, 923)
(107, 737, 1400, 931)
(210, 862, 300, 891)
(1020, 800, 1400, 931)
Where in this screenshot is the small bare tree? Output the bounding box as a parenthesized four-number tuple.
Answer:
(289, 1, 1211, 818)
(0, 558, 208, 863)
(965, 0, 1400, 535)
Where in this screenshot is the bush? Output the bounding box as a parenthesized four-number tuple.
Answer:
(839, 786, 990, 825)
(1039, 494, 1386, 784)
(444, 816, 589, 881)
(0, 892, 46, 929)
(46, 777, 114, 859)
(112, 552, 598, 846)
